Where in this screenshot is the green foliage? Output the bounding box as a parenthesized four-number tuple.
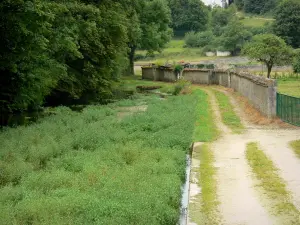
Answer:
(274, 0, 300, 48)
(173, 79, 191, 95)
(293, 50, 300, 73)
(242, 34, 293, 78)
(244, 0, 279, 14)
(184, 31, 215, 48)
(168, 0, 209, 33)
(235, 0, 245, 10)
(216, 19, 252, 54)
(211, 6, 235, 36)
(0, 92, 202, 224)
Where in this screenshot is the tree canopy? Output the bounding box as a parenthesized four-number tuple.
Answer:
(242, 34, 293, 78)
(168, 0, 209, 35)
(273, 0, 300, 48)
(0, 0, 172, 112)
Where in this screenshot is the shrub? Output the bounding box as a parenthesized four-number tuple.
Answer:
(184, 31, 199, 48)
(293, 50, 300, 73)
(184, 31, 215, 48)
(173, 79, 191, 95)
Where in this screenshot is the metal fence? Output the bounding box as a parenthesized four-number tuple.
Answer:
(277, 93, 300, 126)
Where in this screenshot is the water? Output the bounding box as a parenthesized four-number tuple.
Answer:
(179, 154, 191, 225)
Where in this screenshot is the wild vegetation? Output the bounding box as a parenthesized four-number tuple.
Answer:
(290, 140, 300, 158)
(246, 142, 300, 224)
(214, 90, 244, 133)
(0, 87, 211, 224)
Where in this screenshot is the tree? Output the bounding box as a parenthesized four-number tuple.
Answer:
(242, 34, 293, 78)
(244, 0, 278, 14)
(168, 0, 209, 35)
(234, 0, 244, 10)
(126, 0, 172, 75)
(274, 0, 300, 48)
(216, 19, 252, 54)
(211, 6, 235, 36)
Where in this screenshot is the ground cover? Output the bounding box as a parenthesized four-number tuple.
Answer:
(277, 78, 300, 97)
(0, 86, 209, 224)
(290, 140, 300, 158)
(189, 143, 220, 225)
(135, 39, 216, 64)
(213, 90, 244, 133)
(246, 142, 300, 224)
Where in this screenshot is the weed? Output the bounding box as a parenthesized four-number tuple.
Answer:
(290, 140, 300, 158)
(246, 142, 300, 224)
(214, 90, 244, 134)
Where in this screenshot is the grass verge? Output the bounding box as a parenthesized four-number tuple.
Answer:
(290, 140, 300, 158)
(0, 91, 201, 224)
(189, 143, 221, 225)
(246, 142, 300, 224)
(213, 90, 244, 134)
(193, 89, 219, 142)
(277, 78, 300, 97)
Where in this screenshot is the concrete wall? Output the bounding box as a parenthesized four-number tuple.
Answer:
(183, 70, 210, 84)
(141, 67, 277, 118)
(141, 67, 155, 80)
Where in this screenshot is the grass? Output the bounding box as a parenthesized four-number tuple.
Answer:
(290, 140, 300, 158)
(213, 90, 244, 134)
(193, 89, 219, 142)
(0, 89, 205, 224)
(277, 78, 300, 97)
(135, 39, 217, 64)
(246, 142, 300, 224)
(240, 17, 272, 27)
(189, 143, 221, 225)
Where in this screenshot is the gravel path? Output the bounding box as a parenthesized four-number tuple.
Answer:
(189, 87, 300, 225)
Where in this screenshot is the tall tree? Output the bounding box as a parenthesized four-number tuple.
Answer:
(168, 0, 209, 35)
(242, 34, 293, 78)
(274, 0, 300, 48)
(125, 0, 172, 75)
(244, 0, 278, 14)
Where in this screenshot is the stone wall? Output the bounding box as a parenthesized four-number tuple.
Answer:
(141, 67, 277, 118)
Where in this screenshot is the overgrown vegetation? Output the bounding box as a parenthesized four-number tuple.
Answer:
(189, 143, 221, 225)
(246, 142, 300, 224)
(214, 90, 244, 134)
(0, 90, 203, 224)
(0, 0, 172, 113)
(290, 140, 300, 158)
(193, 90, 219, 142)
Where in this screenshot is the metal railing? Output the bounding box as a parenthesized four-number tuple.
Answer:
(276, 93, 300, 126)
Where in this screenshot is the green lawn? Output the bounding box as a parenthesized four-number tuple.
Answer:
(246, 142, 300, 223)
(135, 39, 217, 64)
(0, 83, 215, 224)
(213, 90, 244, 134)
(277, 79, 300, 97)
(241, 17, 273, 27)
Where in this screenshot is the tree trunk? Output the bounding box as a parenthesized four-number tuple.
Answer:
(127, 46, 136, 76)
(267, 64, 272, 79)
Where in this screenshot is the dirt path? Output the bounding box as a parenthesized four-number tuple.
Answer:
(189, 87, 300, 225)
(206, 89, 274, 225)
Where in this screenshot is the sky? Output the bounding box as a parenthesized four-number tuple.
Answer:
(201, 0, 222, 6)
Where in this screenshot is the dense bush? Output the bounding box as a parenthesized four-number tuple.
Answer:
(293, 50, 300, 73)
(0, 92, 205, 224)
(184, 31, 215, 48)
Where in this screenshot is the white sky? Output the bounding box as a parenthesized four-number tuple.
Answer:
(201, 0, 222, 6)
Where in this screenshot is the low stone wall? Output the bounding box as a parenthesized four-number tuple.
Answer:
(141, 67, 277, 118)
(142, 67, 176, 82)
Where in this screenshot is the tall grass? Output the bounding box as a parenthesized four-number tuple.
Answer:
(0, 91, 203, 224)
(213, 90, 244, 134)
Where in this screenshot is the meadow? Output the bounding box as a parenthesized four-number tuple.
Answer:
(0, 83, 212, 224)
